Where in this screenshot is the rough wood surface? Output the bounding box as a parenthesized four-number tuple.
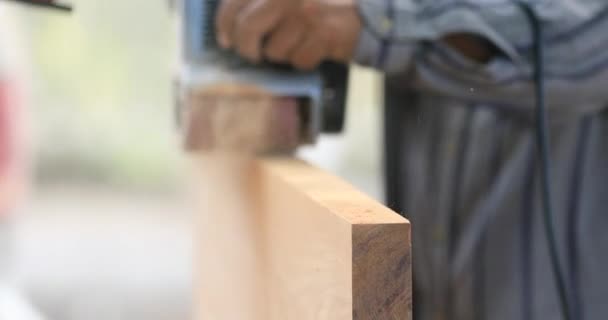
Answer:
(181, 84, 301, 153)
(192, 156, 411, 320)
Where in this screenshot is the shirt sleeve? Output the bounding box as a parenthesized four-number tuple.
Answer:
(353, 0, 608, 115)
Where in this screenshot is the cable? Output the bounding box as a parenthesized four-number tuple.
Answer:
(517, 3, 572, 320)
(358, 1, 574, 319)
(1, 0, 72, 12)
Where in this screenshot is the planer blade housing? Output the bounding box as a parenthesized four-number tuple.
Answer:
(174, 0, 349, 153)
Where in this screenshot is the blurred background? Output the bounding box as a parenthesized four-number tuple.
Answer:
(0, 0, 384, 319)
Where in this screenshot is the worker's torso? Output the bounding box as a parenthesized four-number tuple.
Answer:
(386, 88, 608, 320)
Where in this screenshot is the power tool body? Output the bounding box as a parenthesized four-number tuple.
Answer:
(175, 0, 349, 153)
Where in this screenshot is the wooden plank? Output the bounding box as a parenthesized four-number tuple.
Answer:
(192, 156, 411, 320)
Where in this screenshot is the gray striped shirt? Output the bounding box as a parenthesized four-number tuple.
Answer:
(354, 0, 608, 319)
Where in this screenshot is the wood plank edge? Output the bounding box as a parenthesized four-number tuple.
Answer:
(352, 223, 412, 320)
(261, 157, 410, 226)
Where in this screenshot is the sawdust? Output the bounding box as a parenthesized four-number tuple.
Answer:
(182, 84, 301, 154)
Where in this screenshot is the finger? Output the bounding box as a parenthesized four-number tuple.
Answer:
(234, 0, 284, 62)
(216, 0, 247, 49)
(289, 33, 327, 70)
(264, 18, 307, 63)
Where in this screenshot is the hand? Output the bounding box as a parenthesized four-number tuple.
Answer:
(216, 0, 301, 61)
(441, 33, 498, 63)
(264, 0, 362, 69)
(216, 0, 362, 69)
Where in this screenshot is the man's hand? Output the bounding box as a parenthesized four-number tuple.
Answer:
(216, 0, 361, 69)
(216, 0, 301, 61)
(264, 0, 361, 70)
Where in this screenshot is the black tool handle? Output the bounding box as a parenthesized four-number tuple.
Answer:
(320, 62, 349, 134)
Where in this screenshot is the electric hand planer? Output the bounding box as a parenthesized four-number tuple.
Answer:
(174, 0, 349, 153)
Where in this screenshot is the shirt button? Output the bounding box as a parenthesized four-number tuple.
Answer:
(379, 17, 394, 36)
(434, 310, 446, 320)
(433, 227, 445, 242)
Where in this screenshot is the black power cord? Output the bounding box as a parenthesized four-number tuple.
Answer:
(358, 1, 574, 319)
(2, 0, 72, 12)
(517, 3, 572, 320)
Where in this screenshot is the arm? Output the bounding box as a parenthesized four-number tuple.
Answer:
(355, 0, 608, 114)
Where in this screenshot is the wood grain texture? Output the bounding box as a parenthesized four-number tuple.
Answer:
(192, 156, 411, 320)
(181, 84, 301, 153)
